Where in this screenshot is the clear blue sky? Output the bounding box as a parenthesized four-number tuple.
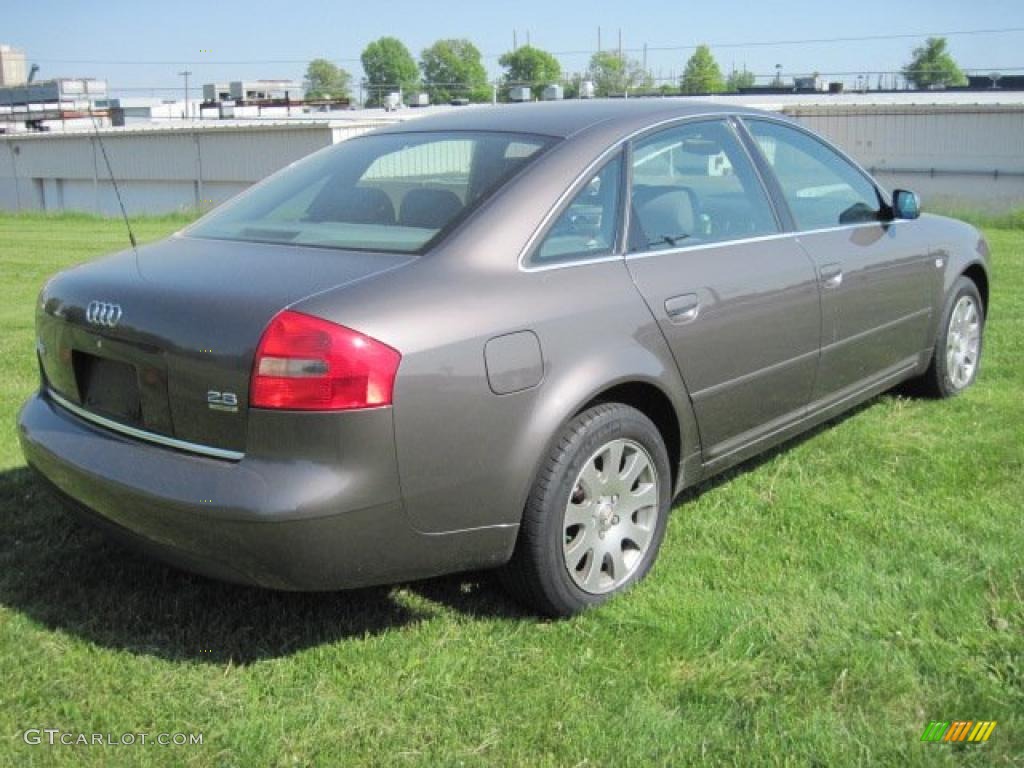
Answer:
(6, 0, 1024, 94)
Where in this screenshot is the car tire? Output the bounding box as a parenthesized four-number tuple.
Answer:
(914, 276, 985, 398)
(500, 403, 672, 617)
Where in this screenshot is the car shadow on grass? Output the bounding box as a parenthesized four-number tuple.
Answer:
(0, 466, 529, 665)
(0, 394, 901, 663)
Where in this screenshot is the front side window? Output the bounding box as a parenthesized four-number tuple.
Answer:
(629, 120, 778, 252)
(744, 119, 882, 231)
(534, 155, 623, 265)
(188, 131, 554, 253)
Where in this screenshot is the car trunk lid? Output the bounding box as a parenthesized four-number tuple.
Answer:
(37, 234, 414, 455)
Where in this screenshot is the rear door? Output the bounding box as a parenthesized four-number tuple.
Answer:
(624, 118, 822, 463)
(741, 118, 935, 403)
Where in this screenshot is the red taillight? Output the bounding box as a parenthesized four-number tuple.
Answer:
(251, 310, 401, 411)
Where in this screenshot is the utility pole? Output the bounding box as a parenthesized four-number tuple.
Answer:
(597, 27, 601, 52)
(513, 30, 517, 50)
(618, 28, 622, 60)
(178, 70, 192, 120)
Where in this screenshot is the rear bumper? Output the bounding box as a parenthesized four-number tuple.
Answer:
(17, 391, 516, 590)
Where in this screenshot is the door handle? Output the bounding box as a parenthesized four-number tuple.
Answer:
(665, 293, 700, 324)
(820, 263, 843, 289)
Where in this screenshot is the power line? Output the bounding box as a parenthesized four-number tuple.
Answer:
(27, 26, 1024, 66)
(31, 57, 362, 65)
(638, 27, 1024, 53)
(97, 66, 1024, 92)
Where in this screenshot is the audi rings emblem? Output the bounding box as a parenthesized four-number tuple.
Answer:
(85, 301, 123, 328)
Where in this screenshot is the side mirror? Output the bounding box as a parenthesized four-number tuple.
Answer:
(892, 189, 921, 220)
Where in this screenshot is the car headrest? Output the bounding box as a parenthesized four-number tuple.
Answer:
(306, 185, 396, 225)
(632, 185, 697, 244)
(399, 188, 463, 230)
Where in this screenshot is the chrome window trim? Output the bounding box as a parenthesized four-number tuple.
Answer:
(522, 252, 626, 273)
(518, 110, 731, 273)
(623, 220, 906, 262)
(47, 388, 246, 462)
(524, 219, 907, 271)
(526, 150, 628, 271)
(519, 109, 907, 273)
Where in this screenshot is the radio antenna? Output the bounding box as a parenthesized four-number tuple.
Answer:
(88, 105, 138, 256)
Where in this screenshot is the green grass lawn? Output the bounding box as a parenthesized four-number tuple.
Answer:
(0, 212, 1021, 766)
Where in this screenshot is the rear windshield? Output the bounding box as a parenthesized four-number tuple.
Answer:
(187, 131, 555, 253)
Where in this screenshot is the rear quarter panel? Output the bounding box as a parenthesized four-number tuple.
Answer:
(296, 254, 696, 534)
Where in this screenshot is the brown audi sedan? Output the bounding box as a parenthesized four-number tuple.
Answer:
(18, 101, 989, 616)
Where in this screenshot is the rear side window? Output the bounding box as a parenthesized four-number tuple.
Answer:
(744, 119, 882, 231)
(628, 120, 778, 252)
(188, 131, 554, 254)
(534, 155, 623, 265)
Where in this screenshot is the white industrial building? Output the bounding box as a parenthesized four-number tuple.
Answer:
(0, 118, 395, 215)
(202, 80, 305, 102)
(2, 93, 1023, 215)
(106, 97, 200, 123)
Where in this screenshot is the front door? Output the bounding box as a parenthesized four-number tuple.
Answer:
(742, 118, 935, 403)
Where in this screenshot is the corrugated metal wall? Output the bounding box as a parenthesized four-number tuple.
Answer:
(0, 123, 372, 215)
(786, 105, 1024, 174)
(786, 105, 1024, 210)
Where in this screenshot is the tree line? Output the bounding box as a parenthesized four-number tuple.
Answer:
(305, 36, 969, 105)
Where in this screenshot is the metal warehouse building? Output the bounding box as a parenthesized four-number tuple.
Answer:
(785, 102, 1024, 211)
(0, 118, 394, 215)
(2, 94, 1024, 215)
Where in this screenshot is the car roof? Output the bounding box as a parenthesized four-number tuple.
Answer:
(372, 99, 776, 140)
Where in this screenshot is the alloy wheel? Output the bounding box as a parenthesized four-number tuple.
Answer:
(946, 295, 981, 389)
(562, 438, 660, 594)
